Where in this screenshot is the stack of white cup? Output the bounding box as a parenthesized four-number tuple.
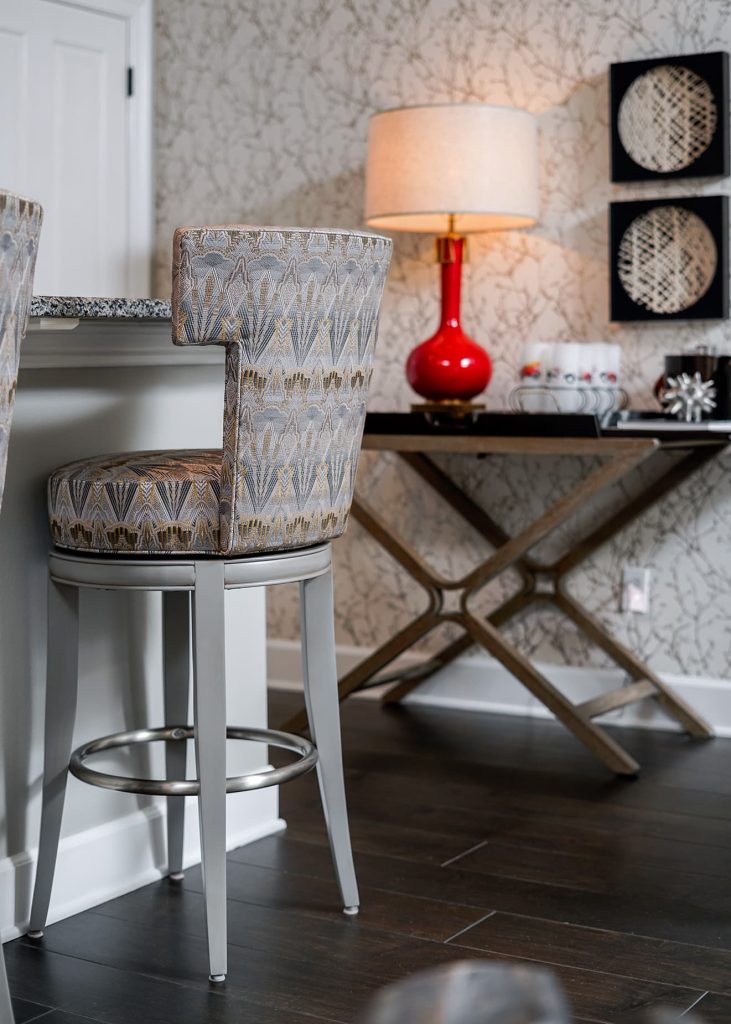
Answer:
(518, 342, 621, 413)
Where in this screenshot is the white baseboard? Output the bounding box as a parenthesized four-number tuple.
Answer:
(268, 639, 731, 737)
(1, 788, 284, 941)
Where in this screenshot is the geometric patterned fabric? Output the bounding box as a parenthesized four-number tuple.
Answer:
(49, 227, 391, 555)
(49, 449, 221, 555)
(0, 190, 43, 515)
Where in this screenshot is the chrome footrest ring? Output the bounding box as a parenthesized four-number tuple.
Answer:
(69, 725, 317, 796)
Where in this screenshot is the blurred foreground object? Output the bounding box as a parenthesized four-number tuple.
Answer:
(358, 960, 707, 1024)
(358, 961, 569, 1024)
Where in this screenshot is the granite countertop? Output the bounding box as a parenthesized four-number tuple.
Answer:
(31, 296, 172, 320)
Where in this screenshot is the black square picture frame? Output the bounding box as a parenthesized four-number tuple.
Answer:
(610, 195, 728, 322)
(610, 52, 729, 182)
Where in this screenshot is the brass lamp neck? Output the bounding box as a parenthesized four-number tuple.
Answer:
(435, 214, 468, 263)
(436, 230, 468, 265)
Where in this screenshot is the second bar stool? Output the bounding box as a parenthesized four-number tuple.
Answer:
(28, 225, 392, 983)
(0, 188, 44, 1024)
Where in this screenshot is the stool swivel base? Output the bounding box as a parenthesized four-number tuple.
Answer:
(28, 543, 360, 984)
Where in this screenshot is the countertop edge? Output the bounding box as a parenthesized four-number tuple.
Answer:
(31, 296, 172, 320)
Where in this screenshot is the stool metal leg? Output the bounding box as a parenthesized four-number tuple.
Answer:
(28, 577, 80, 937)
(163, 590, 190, 880)
(192, 561, 227, 983)
(1, 947, 13, 1024)
(300, 566, 359, 913)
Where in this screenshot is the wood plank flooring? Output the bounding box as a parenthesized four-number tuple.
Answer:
(6, 688, 731, 1023)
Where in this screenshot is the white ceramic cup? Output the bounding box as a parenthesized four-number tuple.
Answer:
(590, 342, 622, 416)
(519, 342, 552, 385)
(518, 341, 553, 412)
(548, 342, 582, 412)
(577, 344, 594, 388)
(604, 343, 621, 390)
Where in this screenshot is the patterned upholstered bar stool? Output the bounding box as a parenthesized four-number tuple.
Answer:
(28, 226, 391, 983)
(0, 189, 43, 1023)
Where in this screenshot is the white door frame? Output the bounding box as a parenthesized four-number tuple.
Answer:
(48, 0, 154, 297)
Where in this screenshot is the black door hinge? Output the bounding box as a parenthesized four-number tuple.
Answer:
(127, 67, 134, 97)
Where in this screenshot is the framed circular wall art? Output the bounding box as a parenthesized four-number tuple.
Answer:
(610, 195, 728, 321)
(610, 52, 729, 182)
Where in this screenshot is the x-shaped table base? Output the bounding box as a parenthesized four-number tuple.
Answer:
(284, 434, 721, 774)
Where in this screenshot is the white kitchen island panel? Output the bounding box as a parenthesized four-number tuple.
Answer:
(0, 307, 282, 939)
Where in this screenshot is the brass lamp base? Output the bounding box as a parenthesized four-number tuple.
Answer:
(411, 399, 486, 420)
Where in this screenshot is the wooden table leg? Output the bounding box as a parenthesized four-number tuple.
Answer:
(382, 445, 716, 754)
(460, 443, 656, 595)
(282, 608, 441, 734)
(376, 446, 655, 730)
(281, 438, 716, 774)
(351, 496, 449, 593)
(462, 613, 641, 775)
(552, 588, 714, 738)
(380, 588, 534, 705)
(380, 632, 474, 705)
(552, 446, 721, 578)
(399, 452, 538, 578)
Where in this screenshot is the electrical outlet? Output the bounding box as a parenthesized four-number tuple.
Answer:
(621, 567, 650, 613)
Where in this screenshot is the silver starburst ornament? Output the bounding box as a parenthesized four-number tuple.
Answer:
(660, 371, 717, 423)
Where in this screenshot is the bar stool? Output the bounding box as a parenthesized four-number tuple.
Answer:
(27, 226, 392, 983)
(0, 189, 44, 1022)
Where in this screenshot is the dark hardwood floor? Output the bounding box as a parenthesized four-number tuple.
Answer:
(7, 688, 731, 1023)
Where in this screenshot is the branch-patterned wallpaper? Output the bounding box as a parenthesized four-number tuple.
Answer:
(155, 0, 731, 679)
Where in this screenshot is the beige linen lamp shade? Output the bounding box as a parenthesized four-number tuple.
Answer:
(364, 103, 539, 234)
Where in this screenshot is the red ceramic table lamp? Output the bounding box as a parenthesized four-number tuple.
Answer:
(364, 103, 538, 409)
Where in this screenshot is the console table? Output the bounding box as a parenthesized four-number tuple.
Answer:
(284, 413, 729, 775)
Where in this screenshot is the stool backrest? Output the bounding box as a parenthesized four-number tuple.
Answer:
(0, 190, 43, 514)
(172, 227, 391, 554)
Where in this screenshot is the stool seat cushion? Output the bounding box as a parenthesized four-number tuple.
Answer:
(49, 450, 222, 555)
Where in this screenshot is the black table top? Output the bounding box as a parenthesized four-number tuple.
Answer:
(363, 412, 731, 448)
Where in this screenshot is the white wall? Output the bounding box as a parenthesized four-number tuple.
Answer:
(0, 348, 281, 938)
